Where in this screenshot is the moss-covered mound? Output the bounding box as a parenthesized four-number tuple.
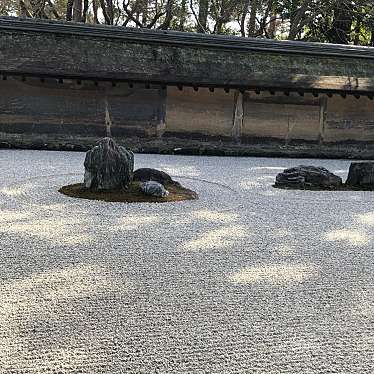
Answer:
(59, 181, 198, 203)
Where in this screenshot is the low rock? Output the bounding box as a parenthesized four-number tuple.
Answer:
(275, 165, 342, 189)
(346, 162, 374, 188)
(0, 142, 11, 149)
(84, 137, 134, 190)
(133, 168, 178, 186)
(141, 181, 169, 197)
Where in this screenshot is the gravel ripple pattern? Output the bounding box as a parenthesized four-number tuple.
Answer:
(0, 150, 374, 373)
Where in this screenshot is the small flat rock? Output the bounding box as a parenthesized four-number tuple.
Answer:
(141, 181, 169, 197)
(275, 165, 342, 189)
(346, 162, 374, 187)
(84, 137, 134, 190)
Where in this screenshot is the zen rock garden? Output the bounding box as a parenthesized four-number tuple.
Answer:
(4, 148, 374, 373)
(59, 137, 198, 203)
(274, 162, 374, 190)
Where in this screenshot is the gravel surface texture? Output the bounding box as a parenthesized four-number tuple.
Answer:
(0, 150, 374, 373)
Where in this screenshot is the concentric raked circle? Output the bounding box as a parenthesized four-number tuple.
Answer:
(1, 173, 243, 216)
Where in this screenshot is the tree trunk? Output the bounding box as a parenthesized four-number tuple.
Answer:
(288, 1, 311, 40)
(240, 0, 250, 37)
(141, 0, 149, 25)
(215, 19, 223, 34)
(258, 0, 272, 38)
(107, 0, 114, 24)
(92, 0, 99, 23)
(66, 0, 73, 20)
(328, 6, 353, 44)
(179, 0, 187, 31)
(82, 0, 88, 22)
(19, 0, 32, 17)
(197, 0, 209, 32)
(99, 0, 111, 24)
(247, 0, 257, 36)
(159, 0, 174, 29)
(268, 13, 277, 38)
(353, 20, 361, 45)
(73, 0, 82, 22)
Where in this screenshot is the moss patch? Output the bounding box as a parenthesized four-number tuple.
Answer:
(59, 181, 198, 203)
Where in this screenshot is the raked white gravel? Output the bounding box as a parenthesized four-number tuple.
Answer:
(0, 150, 374, 373)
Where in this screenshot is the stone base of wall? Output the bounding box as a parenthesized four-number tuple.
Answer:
(2, 132, 374, 160)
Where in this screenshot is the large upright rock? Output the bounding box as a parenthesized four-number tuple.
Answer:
(346, 162, 374, 188)
(84, 137, 134, 190)
(275, 165, 342, 189)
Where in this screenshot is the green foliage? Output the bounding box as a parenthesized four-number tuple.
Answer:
(1, 0, 373, 45)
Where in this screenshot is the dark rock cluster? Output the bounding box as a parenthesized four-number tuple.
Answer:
(83, 138, 176, 197)
(275, 165, 342, 189)
(275, 162, 374, 190)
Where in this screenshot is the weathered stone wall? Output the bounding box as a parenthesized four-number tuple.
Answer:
(324, 96, 374, 142)
(164, 88, 374, 145)
(0, 78, 165, 138)
(241, 92, 321, 142)
(165, 87, 234, 139)
(2, 17, 374, 158)
(2, 76, 374, 158)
